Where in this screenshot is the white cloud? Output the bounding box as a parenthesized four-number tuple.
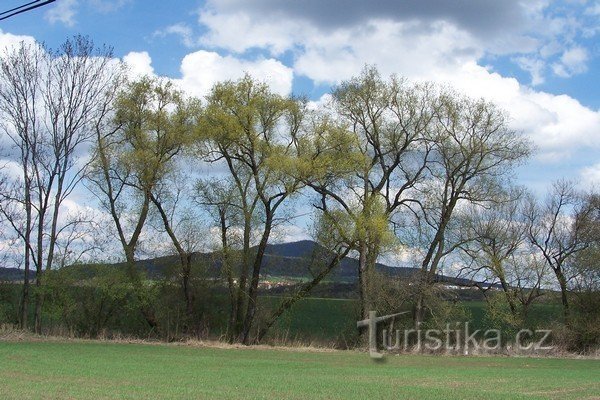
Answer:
(271, 224, 311, 244)
(198, 10, 304, 55)
(552, 46, 589, 77)
(580, 163, 600, 188)
(44, 0, 78, 27)
(123, 51, 155, 79)
(42, 0, 129, 27)
(585, 2, 600, 16)
(514, 56, 546, 85)
(294, 20, 481, 85)
(195, 5, 600, 162)
(176, 50, 293, 98)
(0, 159, 24, 182)
(0, 30, 36, 51)
(122, 49, 293, 102)
(432, 62, 600, 159)
(199, 0, 597, 85)
(154, 23, 196, 48)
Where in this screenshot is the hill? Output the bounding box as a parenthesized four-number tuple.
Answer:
(0, 240, 488, 289)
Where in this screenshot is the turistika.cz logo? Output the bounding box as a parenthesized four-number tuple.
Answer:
(357, 311, 553, 359)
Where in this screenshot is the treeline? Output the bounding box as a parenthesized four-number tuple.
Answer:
(0, 36, 598, 349)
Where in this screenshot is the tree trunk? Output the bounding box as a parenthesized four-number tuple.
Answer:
(240, 214, 273, 345)
(555, 267, 570, 324)
(233, 215, 252, 340)
(182, 255, 193, 322)
(255, 247, 350, 343)
(19, 170, 33, 330)
(34, 278, 43, 334)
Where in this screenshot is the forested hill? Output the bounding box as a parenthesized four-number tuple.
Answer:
(0, 240, 482, 287)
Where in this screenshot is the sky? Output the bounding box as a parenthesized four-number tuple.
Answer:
(0, 0, 599, 248)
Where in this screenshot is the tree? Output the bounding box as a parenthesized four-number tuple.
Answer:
(526, 181, 597, 323)
(150, 175, 205, 328)
(568, 192, 600, 349)
(87, 77, 199, 328)
(195, 177, 244, 341)
(571, 192, 600, 292)
(299, 67, 437, 330)
(0, 36, 120, 332)
(254, 209, 357, 343)
(197, 75, 305, 344)
(405, 89, 530, 327)
(458, 189, 548, 325)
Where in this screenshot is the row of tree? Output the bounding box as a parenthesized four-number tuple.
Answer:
(0, 36, 597, 345)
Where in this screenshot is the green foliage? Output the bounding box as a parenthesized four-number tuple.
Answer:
(153, 259, 225, 337)
(0, 284, 20, 325)
(569, 291, 600, 351)
(115, 77, 201, 187)
(483, 291, 525, 337)
(41, 266, 153, 337)
(418, 286, 470, 332)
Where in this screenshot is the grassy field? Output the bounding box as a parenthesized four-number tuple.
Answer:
(264, 298, 563, 344)
(0, 340, 598, 399)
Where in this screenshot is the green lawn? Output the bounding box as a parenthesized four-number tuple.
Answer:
(0, 341, 598, 399)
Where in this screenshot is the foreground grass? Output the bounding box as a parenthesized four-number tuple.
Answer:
(0, 341, 598, 399)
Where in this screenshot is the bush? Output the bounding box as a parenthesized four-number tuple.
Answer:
(568, 290, 600, 351)
(0, 284, 20, 326)
(42, 265, 154, 337)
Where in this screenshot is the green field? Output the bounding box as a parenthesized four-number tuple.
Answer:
(264, 298, 562, 344)
(0, 341, 598, 399)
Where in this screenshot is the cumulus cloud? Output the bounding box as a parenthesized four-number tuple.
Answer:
(293, 20, 480, 85)
(198, 10, 304, 55)
(193, 1, 600, 162)
(204, 0, 528, 38)
(122, 49, 293, 101)
(514, 56, 546, 85)
(198, 0, 598, 86)
(123, 51, 155, 78)
(0, 30, 35, 51)
(429, 62, 600, 159)
(176, 50, 293, 98)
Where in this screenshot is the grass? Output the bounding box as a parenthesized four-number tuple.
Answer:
(263, 298, 563, 344)
(263, 296, 359, 343)
(0, 340, 598, 399)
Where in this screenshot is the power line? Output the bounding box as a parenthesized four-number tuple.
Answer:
(0, 0, 57, 22)
(0, 0, 44, 17)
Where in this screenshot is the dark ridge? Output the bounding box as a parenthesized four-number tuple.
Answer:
(0, 240, 498, 289)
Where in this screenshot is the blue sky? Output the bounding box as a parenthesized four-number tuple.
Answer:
(1, 0, 599, 195)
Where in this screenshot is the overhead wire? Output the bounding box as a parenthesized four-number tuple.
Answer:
(0, 0, 57, 22)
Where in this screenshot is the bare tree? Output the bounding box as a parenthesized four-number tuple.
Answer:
(195, 177, 244, 341)
(458, 189, 549, 324)
(525, 181, 596, 323)
(405, 90, 530, 327)
(150, 174, 205, 326)
(0, 36, 120, 332)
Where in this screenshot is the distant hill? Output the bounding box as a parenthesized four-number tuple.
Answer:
(0, 240, 491, 288)
(0, 267, 32, 282)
